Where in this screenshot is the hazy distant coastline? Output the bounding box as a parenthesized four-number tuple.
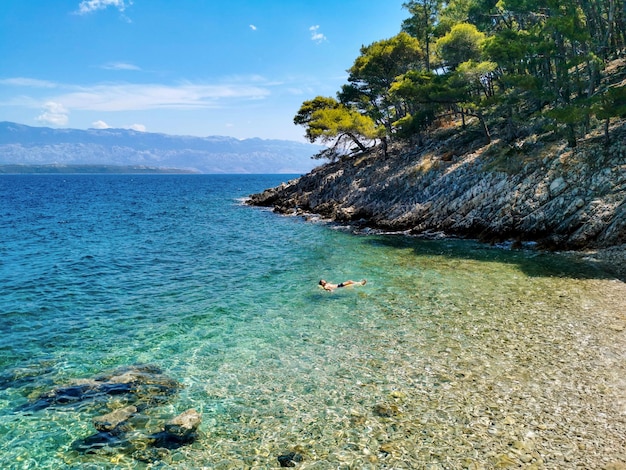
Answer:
(0, 164, 199, 174)
(0, 122, 323, 174)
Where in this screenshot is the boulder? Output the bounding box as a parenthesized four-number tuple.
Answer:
(151, 409, 202, 449)
(163, 408, 202, 438)
(92, 405, 137, 433)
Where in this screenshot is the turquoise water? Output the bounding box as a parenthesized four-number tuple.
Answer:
(1, 174, 625, 469)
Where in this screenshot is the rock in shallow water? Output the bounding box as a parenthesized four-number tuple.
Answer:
(17, 364, 180, 412)
(164, 408, 202, 438)
(150, 409, 202, 449)
(72, 430, 132, 454)
(277, 452, 303, 467)
(132, 447, 171, 464)
(373, 403, 401, 417)
(92, 405, 137, 433)
(21, 365, 200, 463)
(0, 364, 54, 391)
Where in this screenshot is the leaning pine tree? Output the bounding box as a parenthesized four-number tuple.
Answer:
(293, 96, 384, 160)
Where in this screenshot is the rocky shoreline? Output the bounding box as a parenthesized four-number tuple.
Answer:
(248, 122, 626, 280)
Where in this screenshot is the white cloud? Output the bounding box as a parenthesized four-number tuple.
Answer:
(249, 24, 257, 31)
(0, 77, 57, 88)
(287, 88, 306, 95)
(76, 0, 131, 14)
(129, 123, 146, 132)
(1, 77, 277, 128)
(101, 62, 141, 71)
(48, 81, 271, 112)
(309, 25, 327, 43)
(36, 102, 69, 126)
(91, 120, 111, 129)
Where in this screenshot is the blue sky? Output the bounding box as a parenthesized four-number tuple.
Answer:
(0, 0, 409, 141)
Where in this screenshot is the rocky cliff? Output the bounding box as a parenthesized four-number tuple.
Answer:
(248, 121, 626, 274)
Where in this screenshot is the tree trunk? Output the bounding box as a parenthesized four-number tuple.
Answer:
(567, 123, 578, 148)
(465, 110, 491, 144)
(586, 58, 598, 97)
(606, 0, 616, 53)
(345, 133, 368, 152)
(478, 113, 491, 144)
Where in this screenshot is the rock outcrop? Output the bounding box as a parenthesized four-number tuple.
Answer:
(249, 124, 626, 276)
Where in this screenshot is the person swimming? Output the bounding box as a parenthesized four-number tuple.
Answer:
(318, 279, 366, 292)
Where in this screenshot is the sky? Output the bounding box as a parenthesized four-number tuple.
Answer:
(0, 0, 409, 142)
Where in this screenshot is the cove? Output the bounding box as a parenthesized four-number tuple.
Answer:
(0, 174, 624, 468)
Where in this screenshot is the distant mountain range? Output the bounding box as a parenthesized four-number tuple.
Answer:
(0, 122, 324, 174)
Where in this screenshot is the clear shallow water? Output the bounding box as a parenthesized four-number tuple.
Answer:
(0, 174, 625, 469)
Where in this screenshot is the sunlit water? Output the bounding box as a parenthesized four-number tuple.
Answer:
(0, 174, 625, 469)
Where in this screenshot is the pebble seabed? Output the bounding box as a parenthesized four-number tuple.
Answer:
(4, 238, 626, 470)
(182, 251, 626, 470)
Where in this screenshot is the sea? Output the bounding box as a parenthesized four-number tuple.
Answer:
(0, 174, 625, 469)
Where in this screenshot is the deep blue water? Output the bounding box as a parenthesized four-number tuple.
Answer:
(0, 174, 624, 469)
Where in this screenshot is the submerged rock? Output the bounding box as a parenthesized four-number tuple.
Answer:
(72, 430, 133, 454)
(0, 363, 54, 391)
(151, 409, 202, 449)
(20, 383, 103, 411)
(164, 408, 202, 438)
(92, 405, 137, 433)
(132, 447, 171, 464)
(373, 403, 401, 418)
(20, 365, 201, 463)
(277, 452, 303, 467)
(75, 408, 202, 456)
(18, 364, 180, 412)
